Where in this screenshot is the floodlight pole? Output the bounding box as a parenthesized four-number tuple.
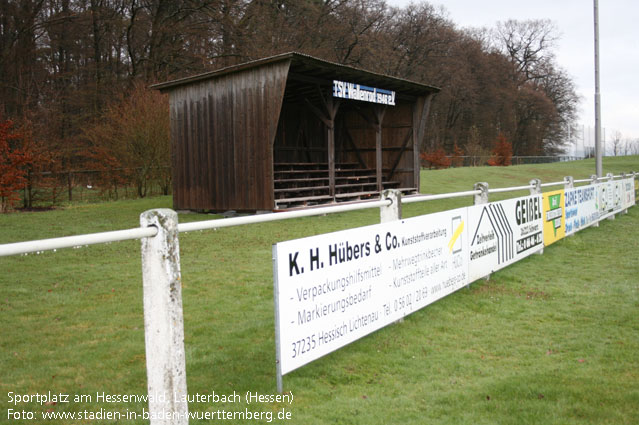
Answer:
(594, 0, 603, 177)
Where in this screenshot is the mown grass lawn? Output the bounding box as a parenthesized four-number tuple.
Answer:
(1, 157, 638, 424)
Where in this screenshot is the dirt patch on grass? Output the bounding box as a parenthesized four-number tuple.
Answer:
(473, 281, 550, 300)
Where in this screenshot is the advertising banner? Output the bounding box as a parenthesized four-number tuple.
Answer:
(598, 178, 634, 218)
(565, 185, 599, 235)
(467, 195, 543, 282)
(597, 180, 616, 220)
(621, 177, 636, 210)
(542, 189, 566, 246)
(613, 180, 623, 212)
(273, 208, 469, 375)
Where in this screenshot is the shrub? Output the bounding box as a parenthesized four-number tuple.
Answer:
(420, 148, 451, 169)
(0, 118, 30, 212)
(487, 134, 513, 166)
(451, 143, 464, 167)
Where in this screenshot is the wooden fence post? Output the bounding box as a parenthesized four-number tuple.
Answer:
(140, 209, 189, 425)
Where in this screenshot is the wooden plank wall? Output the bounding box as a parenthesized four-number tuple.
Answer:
(169, 61, 290, 211)
(274, 104, 327, 164)
(381, 102, 415, 190)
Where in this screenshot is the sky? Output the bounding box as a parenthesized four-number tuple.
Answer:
(387, 0, 639, 154)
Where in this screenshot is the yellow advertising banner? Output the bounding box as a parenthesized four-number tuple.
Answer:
(543, 189, 565, 246)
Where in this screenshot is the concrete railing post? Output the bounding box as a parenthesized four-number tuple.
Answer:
(606, 173, 616, 221)
(380, 189, 404, 321)
(380, 189, 402, 223)
(564, 176, 574, 236)
(529, 179, 543, 255)
(564, 176, 574, 189)
(590, 175, 600, 227)
(529, 178, 542, 196)
(140, 209, 188, 425)
(473, 182, 489, 205)
(473, 182, 490, 282)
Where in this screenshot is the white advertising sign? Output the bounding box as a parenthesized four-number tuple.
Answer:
(598, 181, 616, 220)
(467, 195, 543, 282)
(565, 185, 599, 235)
(621, 177, 636, 210)
(273, 208, 469, 375)
(613, 180, 623, 212)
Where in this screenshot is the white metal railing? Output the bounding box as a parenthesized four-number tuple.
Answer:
(1, 173, 632, 258)
(1, 171, 637, 425)
(0, 227, 157, 257)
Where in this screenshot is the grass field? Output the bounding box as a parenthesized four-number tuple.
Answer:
(1, 157, 638, 424)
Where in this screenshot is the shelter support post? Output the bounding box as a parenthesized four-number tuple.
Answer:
(374, 107, 386, 192)
(324, 98, 340, 200)
(140, 209, 189, 425)
(412, 94, 434, 191)
(303, 94, 340, 200)
(327, 122, 335, 199)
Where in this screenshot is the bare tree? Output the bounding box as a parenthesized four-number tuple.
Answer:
(492, 19, 578, 155)
(625, 138, 639, 155)
(610, 130, 623, 156)
(494, 19, 559, 85)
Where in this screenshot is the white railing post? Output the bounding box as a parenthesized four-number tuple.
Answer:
(380, 189, 402, 223)
(140, 209, 189, 425)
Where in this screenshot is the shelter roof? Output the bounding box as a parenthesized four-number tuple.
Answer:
(151, 52, 440, 97)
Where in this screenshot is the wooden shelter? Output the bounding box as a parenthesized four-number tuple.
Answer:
(152, 52, 439, 212)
